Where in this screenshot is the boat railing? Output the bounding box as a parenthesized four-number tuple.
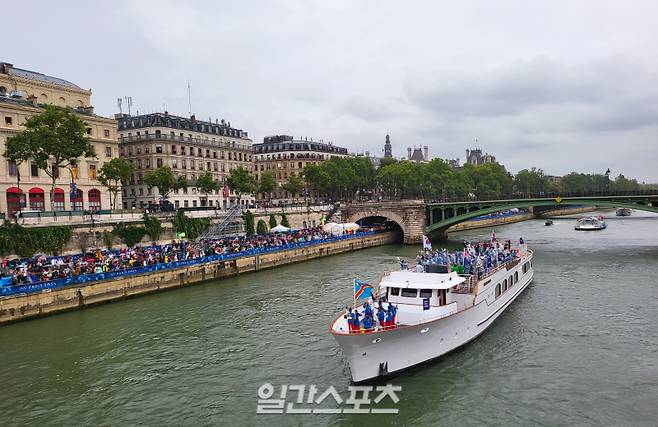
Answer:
(453, 275, 474, 294)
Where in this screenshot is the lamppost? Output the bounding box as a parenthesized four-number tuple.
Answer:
(605, 168, 611, 193)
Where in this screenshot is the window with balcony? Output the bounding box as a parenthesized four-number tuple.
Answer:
(191, 160, 196, 170)
(172, 145, 177, 154)
(156, 145, 163, 154)
(182, 160, 187, 169)
(172, 159, 178, 169)
(145, 159, 151, 169)
(156, 158, 163, 168)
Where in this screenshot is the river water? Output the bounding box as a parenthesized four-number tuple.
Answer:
(1, 210, 657, 426)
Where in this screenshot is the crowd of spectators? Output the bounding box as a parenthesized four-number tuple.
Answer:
(0, 227, 339, 286)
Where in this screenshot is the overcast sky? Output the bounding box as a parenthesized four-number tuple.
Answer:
(5, 1, 658, 181)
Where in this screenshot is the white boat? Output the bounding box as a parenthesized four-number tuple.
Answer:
(574, 216, 607, 231)
(330, 246, 534, 383)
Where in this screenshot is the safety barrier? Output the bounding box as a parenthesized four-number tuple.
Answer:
(0, 232, 376, 297)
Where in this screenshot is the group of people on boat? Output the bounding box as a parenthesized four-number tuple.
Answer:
(345, 300, 397, 333)
(401, 237, 524, 280)
(0, 226, 338, 286)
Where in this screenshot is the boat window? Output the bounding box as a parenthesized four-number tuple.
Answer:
(515, 271, 519, 283)
(419, 289, 433, 298)
(503, 278, 508, 291)
(495, 283, 501, 298)
(510, 275, 514, 286)
(390, 287, 399, 296)
(401, 288, 418, 298)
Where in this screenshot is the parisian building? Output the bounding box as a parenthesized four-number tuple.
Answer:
(0, 62, 119, 217)
(252, 135, 348, 204)
(465, 148, 496, 165)
(117, 112, 253, 210)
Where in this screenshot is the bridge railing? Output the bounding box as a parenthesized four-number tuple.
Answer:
(425, 189, 658, 204)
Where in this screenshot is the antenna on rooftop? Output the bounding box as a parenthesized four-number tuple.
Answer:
(124, 96, 133, 116)
(187, 81, 192, 117)
(117, 98, 122, 114)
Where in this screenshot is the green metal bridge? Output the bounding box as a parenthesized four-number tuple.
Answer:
(425, 192, 658, 240)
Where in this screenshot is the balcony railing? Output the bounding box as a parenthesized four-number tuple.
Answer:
(118, 133, 252, 151)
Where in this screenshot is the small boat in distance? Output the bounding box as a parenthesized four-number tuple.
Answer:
(545, 219, 553, 226)
(616, 208, 632, 217)
(330, 239, 534, 383)
(575, 216, 607, 231)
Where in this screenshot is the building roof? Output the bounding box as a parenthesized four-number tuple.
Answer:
(1, 62, 84, 91)
(116, 112, 249, 139)
(410, 148, 425, 162)
(255, 135, 348, 155)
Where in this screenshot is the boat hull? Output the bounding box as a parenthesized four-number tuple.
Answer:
(333, 266, 534, 383)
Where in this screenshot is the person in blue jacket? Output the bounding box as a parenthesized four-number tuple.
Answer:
(388, 303, 398, 326)
(363, 301, 373, 318)
(362, 313, 373, 331)
(351, 309, 361, 331)
(377, 306, 386, 328)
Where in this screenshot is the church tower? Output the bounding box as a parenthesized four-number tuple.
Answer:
(384, 133, 392, 158)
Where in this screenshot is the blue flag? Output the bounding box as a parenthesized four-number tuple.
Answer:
(354, 279, 373, 301)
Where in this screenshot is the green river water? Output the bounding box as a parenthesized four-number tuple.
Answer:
(1, 211, 657, 426)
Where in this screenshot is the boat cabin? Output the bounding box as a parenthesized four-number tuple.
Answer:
(380, 270, 472, 324)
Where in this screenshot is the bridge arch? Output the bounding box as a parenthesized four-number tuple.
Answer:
(345, 210, 408, 243)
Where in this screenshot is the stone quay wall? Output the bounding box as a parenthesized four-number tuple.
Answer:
(0, 232, 397, 324)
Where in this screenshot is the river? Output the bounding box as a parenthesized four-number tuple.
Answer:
(1, 210, 657, 426)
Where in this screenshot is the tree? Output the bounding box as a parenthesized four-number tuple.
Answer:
(280, 212, 290, 228)
(195, 171, 219, 207)
(258, 171, 277, 204)
(269, 214, 277, 228)
(256, 219, 268, 234)
(4, 105, 96, 210)
(243, 210, 255, 235)
(226, 166, 257, 202)
(143, 166, 182, 199)
(514, 167, 552, 196)
(282, 173, 304, 201)
(98, 158, 134, 210)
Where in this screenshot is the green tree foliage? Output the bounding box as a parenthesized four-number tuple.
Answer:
(243, 210, 255, 235)
(195, 171, 219, 206)
(269, 214, 277, 228)
(171, 210, 211, 239)
(143, 166, 185, 199)
(0, 224, 72, 257)
(3, 105, 95, 210)
(98, 158, 135, 209)
(143, 214, 163, 242)
(256, 219, 268, 234)
(282, 173, 304, 200)
(304, 156, 376, 200)
(513, 167, 554, 195)
(102, 230, 114, 249)
(226, 166, 257, 201)
(258, 171, 277, 202)
(112, 224, 146, 247)
(280, 212, 290, 228)
(611, 174, 640, 192)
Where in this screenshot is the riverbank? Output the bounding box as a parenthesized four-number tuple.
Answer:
(0, 231, 397, 324)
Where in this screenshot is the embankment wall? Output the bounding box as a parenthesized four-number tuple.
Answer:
(0, 232, 397, 324)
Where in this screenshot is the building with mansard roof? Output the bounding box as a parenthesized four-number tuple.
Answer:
(0, 62, 119, 217)
(117, 112, 253, 210)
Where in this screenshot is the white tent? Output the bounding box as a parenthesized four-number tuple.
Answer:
(323, 222, 360, 235)
(270, 224, 290, 233)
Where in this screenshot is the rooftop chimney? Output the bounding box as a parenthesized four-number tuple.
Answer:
(407, 147, 412, 159)
(423, 145, 429, 161)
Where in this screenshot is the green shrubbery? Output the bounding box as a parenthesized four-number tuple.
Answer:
(172, 210, 211, 239)
(256, 219, 268, 234)
(112, 224, 146, 247)
(243, 210, 255, 235)
(0, 224, 72, 257)
(280, 212, 290, 228)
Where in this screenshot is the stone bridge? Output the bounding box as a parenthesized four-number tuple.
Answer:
(339, 200, 426, 244)
(341, 192, 658, 244)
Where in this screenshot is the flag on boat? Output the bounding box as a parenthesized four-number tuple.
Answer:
(354, 279, 373, 302)
(422, 235, 432, 250)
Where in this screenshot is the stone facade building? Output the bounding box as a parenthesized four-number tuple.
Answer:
(406, 145, 429, 163)
(0, 62, 119, 217)
(465, 148, 496, 165)
(252, 135, 348, 204)
(117, 112, 253, 210)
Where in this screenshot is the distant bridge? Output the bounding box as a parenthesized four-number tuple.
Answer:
(340, 192, 658, 243)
